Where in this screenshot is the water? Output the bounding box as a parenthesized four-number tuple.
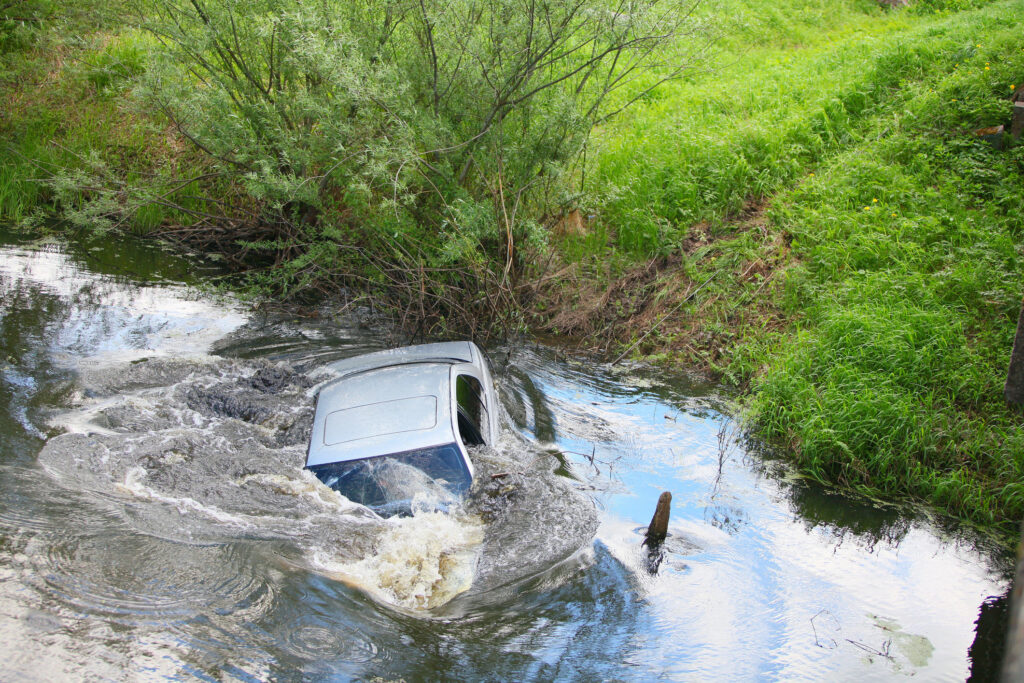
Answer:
(0, 232, 1013, 681)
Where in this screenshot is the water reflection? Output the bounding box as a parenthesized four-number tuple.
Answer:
(496, 343, 1013, 680)
(0, 239, 246, 371)
(969, 592, 1009, 681)
(0, 236, 1014, 680)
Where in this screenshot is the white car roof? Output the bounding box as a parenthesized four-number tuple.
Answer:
(307, 363, 456, 467)
(306, 342, 490, 468)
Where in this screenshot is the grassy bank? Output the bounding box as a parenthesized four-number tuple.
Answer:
(3, 0, 1023, 539)
(0, 2, 212, 231)
(590, 0, 918, 252)
(747, 26, 1024, 535)
(571, 0, 1024, 539)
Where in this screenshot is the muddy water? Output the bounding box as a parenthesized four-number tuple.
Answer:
(0, 232, 1012, 681)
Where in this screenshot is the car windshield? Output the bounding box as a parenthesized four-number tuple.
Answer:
(307, 443, 472, 515)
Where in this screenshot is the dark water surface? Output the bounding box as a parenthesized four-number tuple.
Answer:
(0, 233, 1013, 681)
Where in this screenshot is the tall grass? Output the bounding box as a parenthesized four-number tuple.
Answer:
(0, 8, 195, 231)
(588, 0, 1010, 254)
(580, 0, 1024, 538)
(742, 5, 1024, 536)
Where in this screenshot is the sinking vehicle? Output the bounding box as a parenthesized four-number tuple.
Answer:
(305, 341, 498, 515)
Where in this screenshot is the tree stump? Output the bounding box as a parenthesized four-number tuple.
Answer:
(1012, 101, 1024, 140)
(1006, 297, 1024, 406)
(644, 491, 672, 547)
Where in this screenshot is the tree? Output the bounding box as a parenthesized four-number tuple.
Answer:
(68, 0, 713, 330)
(1006, 298, 1024, 406)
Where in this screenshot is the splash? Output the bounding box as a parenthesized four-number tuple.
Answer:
(313, 507, 485, 611)
(39, 354, 596, 612)
(236, 471, 364, 513)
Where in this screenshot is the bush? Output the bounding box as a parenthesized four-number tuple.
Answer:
(113, 0, 707, 329)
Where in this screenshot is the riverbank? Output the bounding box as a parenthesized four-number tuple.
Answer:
(538, 0, 1024, 542)
(3, 0, 1023, 542)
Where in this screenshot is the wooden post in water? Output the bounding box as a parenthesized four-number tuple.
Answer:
(1005, 297, 1024, 406)
(644, 491, 672, 547)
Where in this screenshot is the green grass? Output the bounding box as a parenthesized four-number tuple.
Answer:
(527, 0, 1024, 551)
(0, 5, 203, 231)
(587, 0, 1010, 253)
(1, 1, 103, 220)
(746, 20, 1024, 535)
(579, 0, 1024, 539)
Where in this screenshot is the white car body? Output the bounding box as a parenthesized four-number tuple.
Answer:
(305, 342, 498, 513)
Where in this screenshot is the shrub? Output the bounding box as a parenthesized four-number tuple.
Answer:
(109, 0, 707, 329)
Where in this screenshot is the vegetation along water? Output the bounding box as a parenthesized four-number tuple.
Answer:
(2, 0, 1023, 552)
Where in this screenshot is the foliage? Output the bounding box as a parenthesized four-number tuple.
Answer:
(102, 0, 704, 329)
(0, 0, 155, 223)
(584, 0, 1019, 255)
(908, 0, 991, 15)
(84, 30, 151, 93)
(0, 0, 52, 55)
(743, 15, 1024, 537)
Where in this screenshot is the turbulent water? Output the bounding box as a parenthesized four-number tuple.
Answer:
(36, 350, 597, 613)
(0, 233, 1014, 681)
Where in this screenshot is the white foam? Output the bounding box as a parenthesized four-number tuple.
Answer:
(312, 509, 484, 611)
(236, 471, 367, 514)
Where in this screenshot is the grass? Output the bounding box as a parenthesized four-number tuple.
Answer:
(0, 3, 204, 231)
(588, 0, 1008, 252)
(746, 25, 1024, 536)
(576, 0, 1024, 539)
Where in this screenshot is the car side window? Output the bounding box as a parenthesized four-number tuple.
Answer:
(455, 374, 488, 446)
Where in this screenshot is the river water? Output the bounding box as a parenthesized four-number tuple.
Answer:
(0, 232, 1013, 681)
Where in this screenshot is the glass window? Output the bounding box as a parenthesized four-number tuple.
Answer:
(307, 444, 472, 516)
(455, 374, 488, 445)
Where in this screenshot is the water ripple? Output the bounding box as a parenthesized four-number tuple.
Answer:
(35, 533, 273, 626)
(282, 621, 380, 663)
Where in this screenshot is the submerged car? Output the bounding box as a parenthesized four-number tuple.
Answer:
(305, 341, 498, 515)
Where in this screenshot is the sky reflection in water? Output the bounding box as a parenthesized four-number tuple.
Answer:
(498, 348, 1010, 680)
(0, 234, 1012, 681)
